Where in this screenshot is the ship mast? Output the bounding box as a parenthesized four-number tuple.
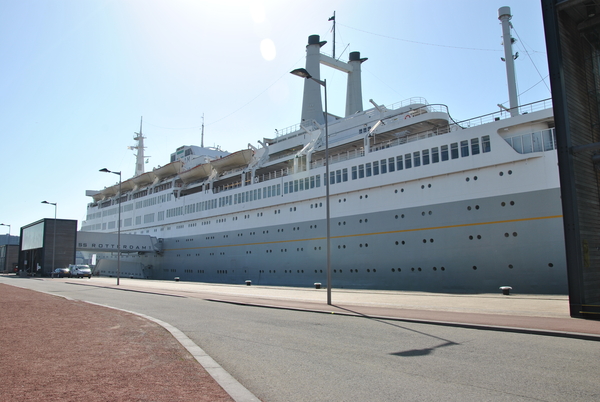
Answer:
(132, 116, 146, 176)
(499, 6, 519, 117)
(329, 12, 336, 59)
(201, 113, 204, 148)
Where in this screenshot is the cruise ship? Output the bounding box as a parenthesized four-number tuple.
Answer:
(81, 11, 568, 294)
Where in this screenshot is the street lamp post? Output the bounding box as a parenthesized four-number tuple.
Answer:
(41, 201, 57, 277)
(290, 68, 332, 305)
(0, 223, 10, 273)
(100, 168, 122, 285)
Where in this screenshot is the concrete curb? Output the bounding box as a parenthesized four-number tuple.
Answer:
(206, 299, 600, 342)
(83, 301, 261, 402)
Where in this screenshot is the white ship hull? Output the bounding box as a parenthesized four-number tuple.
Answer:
(82, 29, 567, 294)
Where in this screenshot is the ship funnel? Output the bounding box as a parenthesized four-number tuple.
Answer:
(346, 51, 368, 116)
(498, 6, 519, 117)
(300, 35, 326, 124)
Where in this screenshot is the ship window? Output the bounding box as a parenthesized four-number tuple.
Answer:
(330, 171, 335, 185)
(310, 176, 315, 188)
(335, 170, 341, 183)
(284, 182, 289, 194)
(342, 168, 348, 182)
(380, 160, 387, 174)
(373, 161, 379, 175)
(366, 162, 372, 177)
(294, 180, 299, 192)
(388, 157, 395, 172)
(441, 145, 449, 161)
(263, 187, 267, 198)
(396, 155, 403, 170)
(542, 129, 555, 151)
(422, 149, 430, 165)
(352, 166, 358, 180)
(304, 178, 309, 190)
(316, 174, 321, 187)
(461, 140, 469, 157)
(413, 151, 421, 167)
(471, 138, 480, 155)
(404, 153, 412, 169)
(277, 184, 281, 196)
(532, 131, 543, 152)
(450, 143, 459, 159)
(299, 178, 305, 191)
(256, 190, 261, 200)
(358, 164, 365, 178)
(482, 135, 491, 153)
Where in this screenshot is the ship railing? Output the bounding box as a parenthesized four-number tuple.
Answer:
(311, 148, 365, 169)
(454, 98, 553, 129)
(370, 124, 456, 153)
(387, 97, 429, 111)
(212, 167, 291, 194)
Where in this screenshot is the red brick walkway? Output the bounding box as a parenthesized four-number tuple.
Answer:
(0, 284, 233, 402)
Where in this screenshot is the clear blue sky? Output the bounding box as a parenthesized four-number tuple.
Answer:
(0, 0, 549, 234)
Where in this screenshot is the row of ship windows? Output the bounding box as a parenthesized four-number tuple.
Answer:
(150, 262, 554, 276)
(84, 195, 515, 233)
(87, 135, 492, 223)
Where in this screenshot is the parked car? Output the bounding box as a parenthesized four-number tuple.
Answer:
(52, 267, 71, 278)
(69, 264, 92, 278)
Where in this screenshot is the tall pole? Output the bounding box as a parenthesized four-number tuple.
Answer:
(100, 168, 122, 285)
(324, 79, 331, 306)
(41, 201, 57, 276)
(290, 68, 332, 305)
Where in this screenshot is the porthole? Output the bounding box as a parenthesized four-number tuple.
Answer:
(510, 201, 515, 206)
(468, 206, 472, 210)
(508, 170, 513, 175)
(466, 177, 470, 182)
(421, 185, 425, 189)
(474, 176, 478, 180)
(499, 171, 504, 176)
(433, 267, 437, 271)
(395, 241, 399, 245)
(395, 189, 398, 194)
(417, 267, 422, 271)
(472, 266, 477, 270)
(402, 241, 405, 245)
(397, 268, 401, 272)
(395, 215, 399, 219)
(429, 211, 432, 215)
(469, 235, 473, 240)
(508, 264, 514, 269)
(401, 214, 405, 218)
(367, 269, 370, 272)
(411, 267, 415, 271)
(373, 269, 376, 272)
(477, 235, 481, 239)
(441, 267, 445, 271)
(513, 232, 518, 237)
(504, 233, 509, 237)
(422, 211, 425, 216)
(365, 195, 368, 198)
(548, 263, 554, 267)
(475, 205, 480, 210)
(428, 184, 431, 188)
(501, 202, 506, 206)
(430, 239, 434, 243)
(401, 188, 404, 192)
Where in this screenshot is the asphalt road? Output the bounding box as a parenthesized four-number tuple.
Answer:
(6, 278, 599, 402)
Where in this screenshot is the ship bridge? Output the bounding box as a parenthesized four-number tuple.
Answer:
(76, 231, 162, 254)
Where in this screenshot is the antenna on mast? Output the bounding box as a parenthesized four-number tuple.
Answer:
(329, 12, 336, 59)
(201, 113, 205, 148)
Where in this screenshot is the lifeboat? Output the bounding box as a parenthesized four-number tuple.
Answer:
(153, 160, 183, 179)
(120, 179, 135, 192)
(132, 171, 156, 186)
(179, 163, 212, 184)
(210, 149, 253, 174)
